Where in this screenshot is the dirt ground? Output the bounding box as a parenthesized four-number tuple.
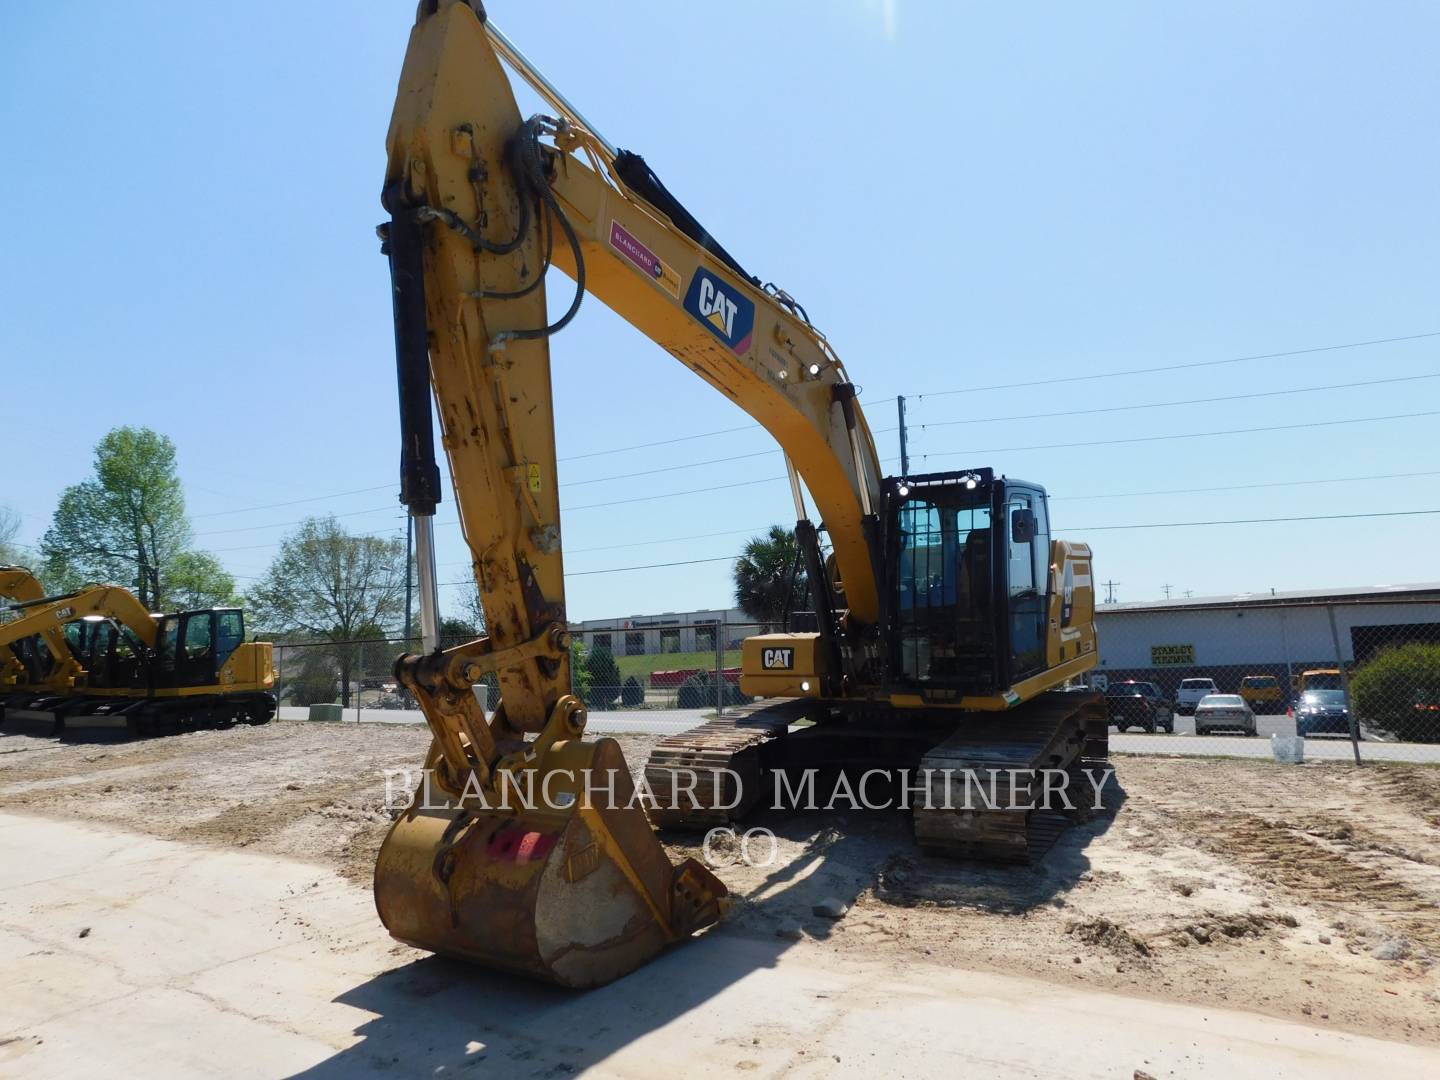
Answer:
(2, 718, 1438, 1047)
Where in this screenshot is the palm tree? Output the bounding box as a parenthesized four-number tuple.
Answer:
(733, 525, 807, 631)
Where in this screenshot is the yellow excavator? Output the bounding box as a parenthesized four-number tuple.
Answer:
(0, 584, 275, 733)
(374, 1, 1104, 989)
(1, 566, 85, 697)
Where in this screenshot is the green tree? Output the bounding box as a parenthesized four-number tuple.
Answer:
(249, 517, 406, 707)
(39, 427, 234, 609)
(1351, 643, 1440, 743)
(584, 644, 621, 710)
(440, 616, 480, 645)
(733, 525, 807, 632)
(570, 640, 592, 704)
(167, 550, 239, 609)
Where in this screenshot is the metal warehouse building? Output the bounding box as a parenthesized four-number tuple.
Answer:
(1093, 583, 1440, 694)
(571, 607, 751, 657)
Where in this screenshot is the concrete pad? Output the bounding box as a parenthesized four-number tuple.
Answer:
(1, 812, 1437, 1078)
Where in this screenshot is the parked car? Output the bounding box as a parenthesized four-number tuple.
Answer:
(1176, 677, 1219, 715)
(1105, 680, 1174, 733)
(1291, 688, 1352, 738)
(1238, 674, 1285, 714)
(1194, 693, 1257, 736)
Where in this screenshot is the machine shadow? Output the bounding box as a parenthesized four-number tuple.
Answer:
(290, 772, 1125, 1078)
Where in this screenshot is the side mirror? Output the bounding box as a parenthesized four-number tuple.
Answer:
(1010, 507, 1036, 544)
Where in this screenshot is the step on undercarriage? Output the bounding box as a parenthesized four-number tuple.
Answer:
(642, 690, 1110, 864)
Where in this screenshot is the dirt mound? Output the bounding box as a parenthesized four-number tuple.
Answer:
(1066, 917, 1151, 957)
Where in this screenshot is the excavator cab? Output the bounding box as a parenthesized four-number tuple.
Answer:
(885, 469, 1051, 695)
(152, 609, 247, 690)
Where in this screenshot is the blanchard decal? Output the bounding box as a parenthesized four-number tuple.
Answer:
(761, 647, 795, 670)
(684, 268, 755, 355)
(609, 220, 680, 298)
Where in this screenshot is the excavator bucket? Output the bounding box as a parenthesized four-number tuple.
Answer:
(374, 736, 727, 989)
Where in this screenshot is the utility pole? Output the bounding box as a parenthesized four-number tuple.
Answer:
(897, 395, 909, 477)
(1162, 584, 1174, 600)
(1102, 580, 1120, 604)
(1183, 589, 1194, 599)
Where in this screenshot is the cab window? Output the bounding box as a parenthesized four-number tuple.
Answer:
(183, 613, 214, 660)
(216, 611, 244, 667)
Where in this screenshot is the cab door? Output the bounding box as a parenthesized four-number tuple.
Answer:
(176, 611, 219, 689)
(1003, 488, 1049, 682)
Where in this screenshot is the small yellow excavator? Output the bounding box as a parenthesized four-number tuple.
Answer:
(0, 584, 275, 733)
(374, 1, 1103, 988)
(0, 566, 85, 697)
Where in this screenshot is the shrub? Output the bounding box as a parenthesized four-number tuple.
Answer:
(676, 673, 710, 709)
(569, 641, 592, 704)
(583, 644, 621, 710)
(621, 676, 644, 707)
(1350, 642, 1440, 743)
(676, 672, 752, 709)
(287, 668, 338, 707)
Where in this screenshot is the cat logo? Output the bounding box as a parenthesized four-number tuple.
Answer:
(761, 647, 794, 670)
(684, 268, 755, 355)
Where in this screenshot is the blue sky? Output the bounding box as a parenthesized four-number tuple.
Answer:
(2, 1, 1436, 621)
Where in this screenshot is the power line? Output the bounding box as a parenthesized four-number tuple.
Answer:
(561, 432, 898, 486)
(209, 458, 1440, 563)
(920, 410, 1439, 459)
(193, 504, 398, 537)
(1068, 508, 1440, 531)
(1052, 468, 1440, 502)
(442, 525, 774, 567)
(554, 474, 786, 512)
(178, 333, 1440, 524)
(558, 423, 759, 462)
(243, 508, 1440, 591)
(913, 330, 1440, 399)
(912, 372, 1440, 429)
(230, 552, 738, 588)
(189, 484, 395, 520)
(431, 468, 1440, 567)
(556, 414, 899, 464)
(563, 448, 781, 488)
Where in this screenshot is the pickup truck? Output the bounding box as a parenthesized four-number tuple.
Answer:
(1105, 680, 1175, 733)
(1176, 677, 1219, 715)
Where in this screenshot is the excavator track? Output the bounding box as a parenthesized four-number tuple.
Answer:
(643, 691, 1109, 864)
(911, 690, 1109, 863)
(643, 699, 806, 828)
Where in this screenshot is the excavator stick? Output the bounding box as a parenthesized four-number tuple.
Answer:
(374, 0, 735, 987)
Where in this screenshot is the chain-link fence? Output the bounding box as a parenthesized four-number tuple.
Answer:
(272, 620, 769, 724)
(1089, 597, 1440, 761)
(270, 599, 1440, 763)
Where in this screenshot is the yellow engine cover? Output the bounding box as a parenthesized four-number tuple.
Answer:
(740, 633, 826, 699)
